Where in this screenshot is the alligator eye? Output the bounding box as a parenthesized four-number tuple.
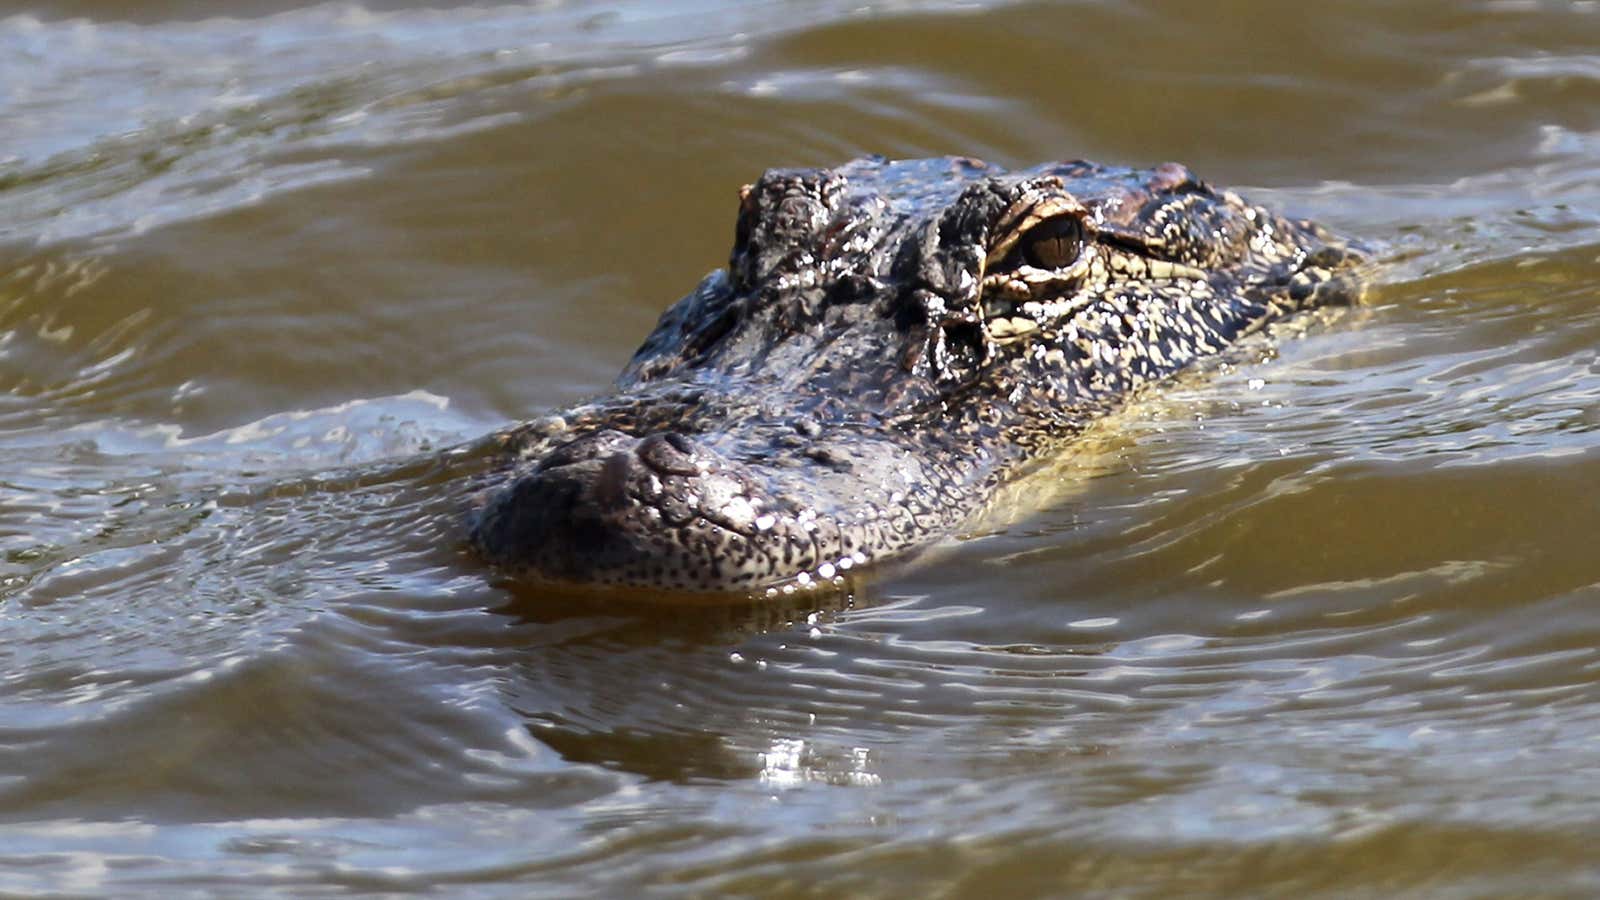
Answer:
(1020, 216, 1085, 270)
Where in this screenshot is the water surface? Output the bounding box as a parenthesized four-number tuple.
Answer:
(3, 0, 1600, 894)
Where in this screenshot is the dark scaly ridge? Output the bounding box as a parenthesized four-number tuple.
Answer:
(469, 156, 1365, 595)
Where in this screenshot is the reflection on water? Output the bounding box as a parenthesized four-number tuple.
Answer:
(3, 0, 1600, 894)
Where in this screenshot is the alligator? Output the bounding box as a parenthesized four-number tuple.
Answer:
(469, 156, 1363, 597)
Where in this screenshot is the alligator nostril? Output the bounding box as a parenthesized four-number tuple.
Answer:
(638, 432, 702, 476)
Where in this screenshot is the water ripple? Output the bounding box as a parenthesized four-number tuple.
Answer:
(2, 0, 1600, 894)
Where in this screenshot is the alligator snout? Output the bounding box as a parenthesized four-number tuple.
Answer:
(471, 430, 783, 591)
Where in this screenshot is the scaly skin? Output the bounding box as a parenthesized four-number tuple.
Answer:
(469, 156, 1364, 595)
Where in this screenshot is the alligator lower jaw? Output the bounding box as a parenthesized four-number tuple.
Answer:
(479, 567, 865, 606)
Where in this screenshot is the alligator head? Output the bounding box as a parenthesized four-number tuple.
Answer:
(470, 156, 1363, 596)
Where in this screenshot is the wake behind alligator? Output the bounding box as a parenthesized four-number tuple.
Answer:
(470, 156, 1365, 596)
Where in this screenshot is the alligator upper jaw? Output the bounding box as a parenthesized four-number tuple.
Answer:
(468, 426, 925, 600)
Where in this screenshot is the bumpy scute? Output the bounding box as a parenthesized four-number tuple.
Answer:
(470, 156, 1364, 595)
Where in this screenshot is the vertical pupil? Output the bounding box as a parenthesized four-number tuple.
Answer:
(1022, 218, 1082, 269)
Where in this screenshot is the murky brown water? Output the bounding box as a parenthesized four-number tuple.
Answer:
(3, 0, 1599, 894)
